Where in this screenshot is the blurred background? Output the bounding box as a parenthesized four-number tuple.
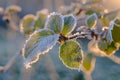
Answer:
(0, 0, 120, 80)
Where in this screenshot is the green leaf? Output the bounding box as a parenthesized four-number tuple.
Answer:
(86, 13, 98, 28)
(34, 9, 48, 30)
(20, 14, 35, 35)
(61, 15, 77, 36)
(82, 53, 96, 72)
(45, 12, 64, 34)
(23, 29, 59, 68)
(110, 18, 120, 43)
(98, 39, 118, 55)
(59, 40, 83, 70)
(5, 5, 21, 13)
(85, 10, 96, 15)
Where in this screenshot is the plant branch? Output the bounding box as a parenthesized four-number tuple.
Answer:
(83, 71, 92, 80)
(58, 29, 99, 44)
(0, 50, 22, 72)
(107, 55, 120, 64)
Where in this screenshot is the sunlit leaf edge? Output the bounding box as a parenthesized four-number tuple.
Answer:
(45, 12, 64, 33)
(22, 29, 59, 68)
(85, 13, 98, 28)
(106, 17, 120, 44)
(59, 40, 83, 70)
(20, 14, 36, 35)
(61, 14, 77, 36)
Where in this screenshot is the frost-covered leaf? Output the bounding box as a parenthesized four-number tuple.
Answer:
(45, 12, 64, 33)
(34, 9, 49, 30)
(86, 13, 97, 28)
(61, 15, 77, 36)
(59, 40, 83, 70)
(82, 53, 96, 73)
(5, 5, 21, 13)
(20, 14, 35, 35)
(110, 18, 120, 44)
(23, 29, 59, 68)
(98, 39, 118, 55)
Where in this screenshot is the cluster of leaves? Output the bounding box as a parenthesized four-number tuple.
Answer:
(20, 9, 49, 36)
(1, 1, 120, 79)
(21, 12, 81, 69)
(19, 2, 120, 75)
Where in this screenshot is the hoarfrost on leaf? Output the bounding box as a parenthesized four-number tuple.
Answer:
(61, 14, 77, 36)
(22, 29, 59, 68)
(109, 18, 120, 44)
(34, 9, 49, 30)
(20, 14, 35, 35)
(45, 12, 64, 33)
(86, 13, 98, 28)
(59, 40, 83, 70)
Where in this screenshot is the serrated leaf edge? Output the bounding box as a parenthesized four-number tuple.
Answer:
(22, 29, 59, 68)
(45, 12, 64, 32)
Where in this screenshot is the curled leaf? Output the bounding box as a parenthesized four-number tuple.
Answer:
(110, 18, 120, 44)
(20, 14, 35, 35)
(34, 9, 49, 30)
(61, 14, 77, 36)
(5, 5, 21, 13)
(45, 12, 64, 33)
(86, 13, 98, 28)
(59, 40, 83, 70)
(23, 29, 59, 68)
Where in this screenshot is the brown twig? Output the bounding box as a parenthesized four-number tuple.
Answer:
(107, 55, 120, 64)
